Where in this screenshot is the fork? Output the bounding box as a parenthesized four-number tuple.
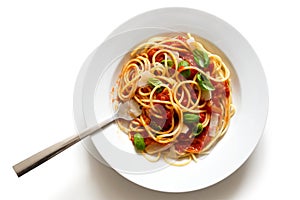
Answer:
(12, 100, 141, 177)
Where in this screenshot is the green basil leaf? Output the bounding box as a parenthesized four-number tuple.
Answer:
(178, 60, 191, 78)
(196, 73, 215, 91)
(148, 77, 164, 93)
(161, 59, 173, 67)
(193, 49, 210, 68)
(156, 87, 164, 93)
(148, 77, 162, 88)
(183, 113, 199, 124)
(180, 70, 190, 79)
(178, 60, 189, 67)
(133, 133, 146, 150)
(192, 123, 203, 136)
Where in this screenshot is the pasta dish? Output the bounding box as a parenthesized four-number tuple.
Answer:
(113, 33, 235, 165)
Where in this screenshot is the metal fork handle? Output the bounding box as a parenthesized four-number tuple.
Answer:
(13, 134, 81, 177)
(13, 115, 115, 177)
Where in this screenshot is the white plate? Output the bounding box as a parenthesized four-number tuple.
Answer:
(73, 7, 268, 192)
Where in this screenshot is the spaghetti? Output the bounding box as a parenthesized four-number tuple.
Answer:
(114, 33, 235, 166)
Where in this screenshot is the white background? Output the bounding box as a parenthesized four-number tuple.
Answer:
(0, 0, 299, 199)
